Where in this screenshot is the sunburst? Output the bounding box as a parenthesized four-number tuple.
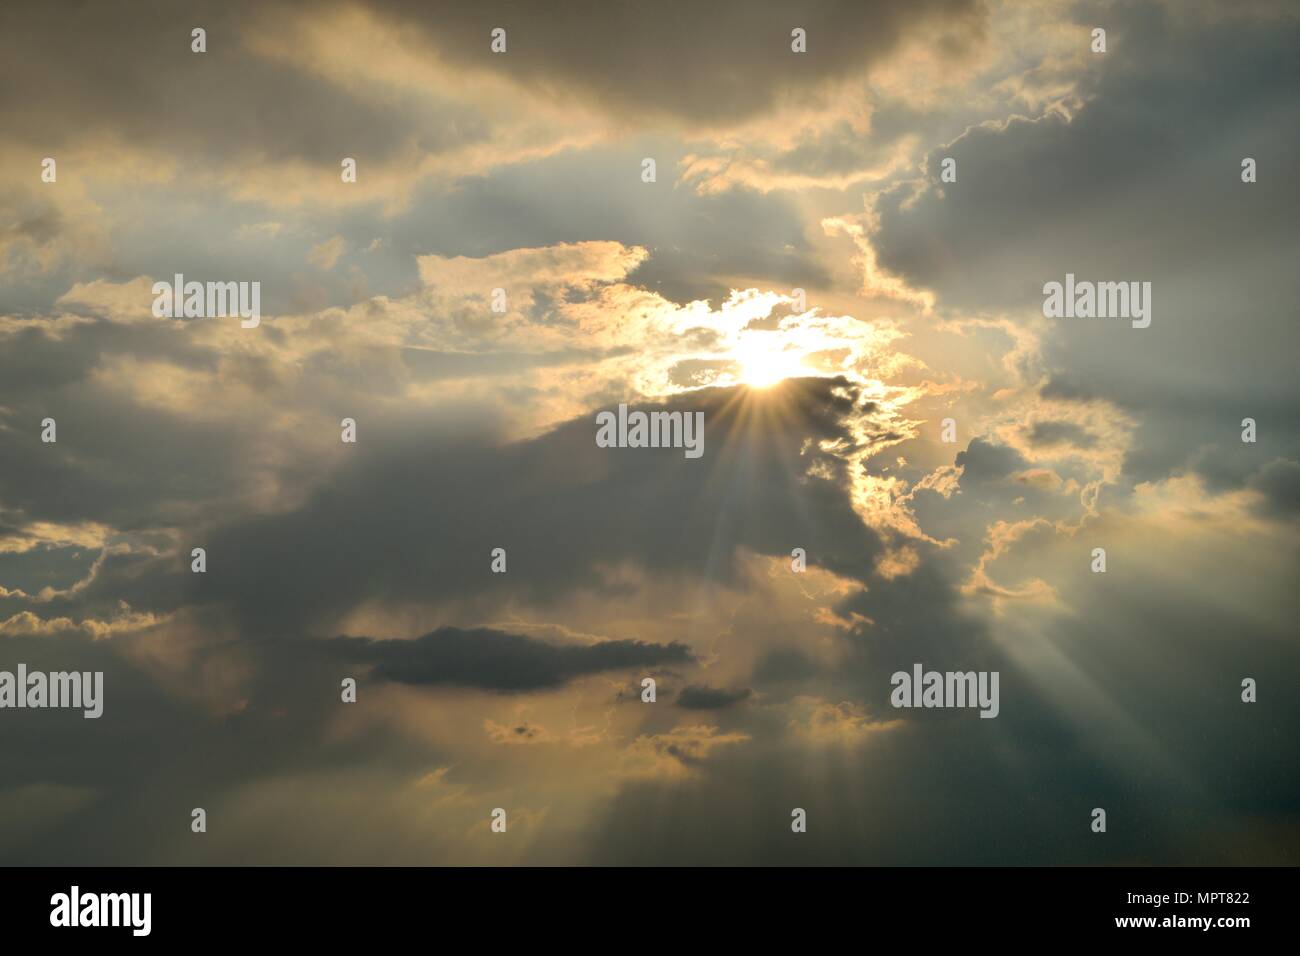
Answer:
(731, 336, 810, 388)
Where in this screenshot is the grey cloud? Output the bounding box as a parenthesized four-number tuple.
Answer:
(391, 143, 831, 306)
(1025, 420, 1096, 449)
(955, 438, 1028, 483)
(1039, 374, 1101, 404)
(343, 626, 692, 692)
(373, 0, 983, 125)
(194, 378, 884, 637)
(0, 1, 485, 166)
(676, 684, 752, 710)
(866, 1, 1300, 491)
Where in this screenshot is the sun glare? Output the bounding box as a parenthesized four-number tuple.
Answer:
(734, 339, 807, 388)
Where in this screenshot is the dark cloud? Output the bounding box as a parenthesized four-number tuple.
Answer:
(872, 3, 1300, 311)
(866, 1, 1300, 489)
(1025, 420, 1096, 449)
(344, 626, 691, 692)
(0, 1, 486, 165)
(190, 378, 884, 636)
(0, 357, 279, 531)
(1039, 374, 1100, 404)
(374, 0, 982, 125)
(955, 438, 1028, 484)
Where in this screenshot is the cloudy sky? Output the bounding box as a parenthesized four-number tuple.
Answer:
(1, 0, 1297, 865)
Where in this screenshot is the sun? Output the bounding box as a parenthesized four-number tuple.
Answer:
(733, 338, 807, 388)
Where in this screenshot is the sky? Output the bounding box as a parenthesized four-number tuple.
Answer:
(0, 0, 1297, 865)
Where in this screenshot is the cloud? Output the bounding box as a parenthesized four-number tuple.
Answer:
(676, 684, 752, 710)
(856, 0, 1300, 494)
(955, 438, 1028, 483)
(372, 0, 983, 126)
(344, 626, 692, 692)
(1024, 419, 1096, 449)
